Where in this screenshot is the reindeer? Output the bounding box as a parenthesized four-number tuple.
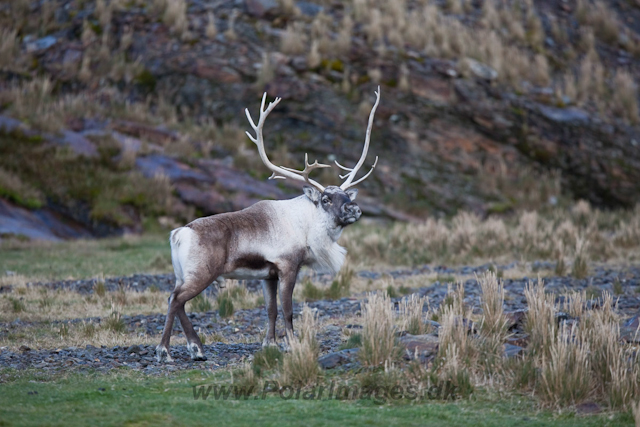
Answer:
(156, 88, 381, 362)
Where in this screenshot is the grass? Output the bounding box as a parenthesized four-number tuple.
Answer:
(0, 233, 171, 281)
(300, 269, 352, 301)
(0, 370, 633, 427)
(359, 292, 399, 367)
(343, 203, 640, 268)
(281, 305, 320, 386)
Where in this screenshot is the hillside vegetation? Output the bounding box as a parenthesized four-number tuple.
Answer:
(1, 0, 640, 237)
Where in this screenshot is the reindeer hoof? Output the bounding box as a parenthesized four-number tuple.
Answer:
(188, 343, 207, 361)
(279, 342, 291, 352)
(262, 338, 278, 348)
(156, 345, 174, 363)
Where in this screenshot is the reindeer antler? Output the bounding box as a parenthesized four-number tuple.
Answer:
(338, 87, 380, 190)
(245, 93, 330, 192)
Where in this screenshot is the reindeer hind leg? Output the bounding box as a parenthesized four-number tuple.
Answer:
(176, 302, 207, 361)
(156, 292, 178, 362)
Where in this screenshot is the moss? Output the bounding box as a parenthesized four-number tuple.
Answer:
(385, 78, 398, 88)
(321, 58, 344, 72)
(487, 201, 514, 215)
(88, 20, 103, 36)
(0, 186, 43, 209)
(134, 69, 157, 93)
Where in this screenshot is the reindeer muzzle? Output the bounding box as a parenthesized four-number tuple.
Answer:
(341, 203, 362, 224)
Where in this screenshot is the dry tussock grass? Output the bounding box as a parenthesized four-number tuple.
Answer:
(538, 323, 592, 406)
(344, 201, 640, 268)
(256, 0, 639, 123)
(524, 278, 556, 359)
(281, 304, 320, 385)
(0, 276, 166, 323)
(396, 271, 640, 409)
(398, 294, 430, 335)
(359, 292, 398, 367)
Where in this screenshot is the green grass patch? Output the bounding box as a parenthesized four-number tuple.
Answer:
(0, 369, 632, 427)
(0, 234, 171, 280)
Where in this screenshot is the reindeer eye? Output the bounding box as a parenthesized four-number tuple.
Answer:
(322, 197, 330, 205)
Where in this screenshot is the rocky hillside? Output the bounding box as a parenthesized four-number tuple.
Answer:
(1, 0, 639, 239)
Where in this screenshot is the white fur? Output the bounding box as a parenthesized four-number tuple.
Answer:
(169, 194, 347, 288)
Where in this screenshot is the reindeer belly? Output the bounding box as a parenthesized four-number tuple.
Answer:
(221, 267, 273, 280)
(223, 253, 278, 281)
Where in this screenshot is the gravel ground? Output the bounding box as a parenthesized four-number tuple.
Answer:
(1, 263, 639, 375)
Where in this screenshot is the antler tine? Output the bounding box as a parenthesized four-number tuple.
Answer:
(281, 153, 332, 177)
(334, 160, 353, 172)
(245, 94, 326, 192)
(345, 156, 378, 187)
(339, 87, 381, 190)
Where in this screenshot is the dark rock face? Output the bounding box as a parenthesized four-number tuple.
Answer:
(0, 198, 93, 241)
(2, 1, 640, 243)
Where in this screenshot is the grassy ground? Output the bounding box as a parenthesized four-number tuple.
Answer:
(0, 369, 632, 427)
(3, 199, 640, 282)
(2, 206, 640, 425)
(0, 234, 172, 281)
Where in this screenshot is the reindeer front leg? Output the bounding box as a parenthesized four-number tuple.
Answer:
(262, 279, 278, 347)
(279, 266, 301, 341)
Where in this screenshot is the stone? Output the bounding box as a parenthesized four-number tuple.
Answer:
(297, 2, 323, 16)
(245, 0, 279, 18)
(193, 60, 241, 83)
(62, 49, 82, 67)
(503, 343, 524, 358)
(466, 59, 498, 81)
(135, 154, 212, 183)
(126, 345, 142, 354)
(25, 36, 57, 53)
(410, 76, 452, 103)
(0, 115, 27, 133)
(318, 348, 359, 369)
(505, 309, 527, 330)
(57, 130, 98, 158)
(0, 198, 92, 241)
(110, 132, 143, 154)
(399, 334, 439, 360)
(538, 106, 590, 124)
(111, 121, 178, 146)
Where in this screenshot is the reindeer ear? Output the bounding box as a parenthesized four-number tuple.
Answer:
(346, 188, 358, 201)
(303, 186, 321, 203)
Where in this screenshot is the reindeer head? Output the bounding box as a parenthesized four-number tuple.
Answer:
(302, 185, 361, 226)
(245, 88, 381, 228)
